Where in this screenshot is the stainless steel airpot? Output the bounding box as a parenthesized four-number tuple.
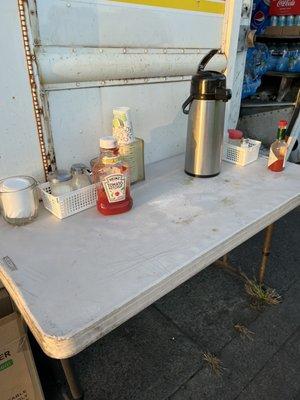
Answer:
(183, 49, 232, 177)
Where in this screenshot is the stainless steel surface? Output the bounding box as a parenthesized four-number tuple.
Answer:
(238, 107, 294, 146)
(241, 102, 295, 108)
(185, 100, 225, 176)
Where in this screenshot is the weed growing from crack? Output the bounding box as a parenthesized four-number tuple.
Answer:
(202, 352, 224, 375)
(244, 278, 281, 307)
(234, 323, 255, 340)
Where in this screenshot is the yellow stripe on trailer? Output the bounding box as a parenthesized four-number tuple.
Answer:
(112, 0, 225, 15)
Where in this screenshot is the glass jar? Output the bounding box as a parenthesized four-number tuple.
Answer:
(0, 176, 39, 225)
(48, 170, 73, 196)
(92, 136, 132, 215)
(70, 163, 91, 190)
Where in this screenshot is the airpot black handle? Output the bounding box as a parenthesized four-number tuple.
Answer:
(182, 49, 222, 114)
(197, 49, 220, 73)
(182, 95, 194, 115)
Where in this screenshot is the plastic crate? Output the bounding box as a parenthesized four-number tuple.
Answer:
(39, 182, 97, 219)
(223, 139, 261, 166)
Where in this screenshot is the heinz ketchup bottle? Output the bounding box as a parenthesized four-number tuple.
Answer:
(92, 136, 132, 215)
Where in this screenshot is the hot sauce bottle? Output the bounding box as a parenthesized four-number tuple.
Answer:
(268, 120, 288, 172)
(92, 136, 132, 215)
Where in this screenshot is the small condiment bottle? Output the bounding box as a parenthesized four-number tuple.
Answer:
(71, 163, 91, 190)
(228, 129, 243, 146)
(48, 170, 73, 196)
(268, 120, 288, 172)
(92, 136, 133, 216)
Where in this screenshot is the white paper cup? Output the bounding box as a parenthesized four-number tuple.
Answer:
(112, 107, 135, 145)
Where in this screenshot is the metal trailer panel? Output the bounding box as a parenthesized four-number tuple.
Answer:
(238, 107, 294, 146)
(0, 0, 43, 180)
(33, 0, 228, 170)
(35, 0, 224, 48)
(37, 47, 227, 88)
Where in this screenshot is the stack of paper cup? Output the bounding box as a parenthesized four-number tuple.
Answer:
(112, 107, 135, 145)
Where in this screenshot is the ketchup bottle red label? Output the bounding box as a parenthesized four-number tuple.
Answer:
(92, 137, 133, 215)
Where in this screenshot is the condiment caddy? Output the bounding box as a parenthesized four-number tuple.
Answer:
(223, 129, 261, 166)
(39, 182, 97, 219)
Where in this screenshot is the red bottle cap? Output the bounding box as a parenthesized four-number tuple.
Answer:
(228, 129, 243, 140)
(278, 120, 288, 128)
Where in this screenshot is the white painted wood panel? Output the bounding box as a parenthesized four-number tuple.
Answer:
(48, 82, 189, 168)
(0, 155, 299, 358)
(0, 0, 43, 180)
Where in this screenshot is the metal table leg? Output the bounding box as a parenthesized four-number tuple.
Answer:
(60, 358, 83, 400)
(258, 223, 275, 285)
(214, 223, 275, 286)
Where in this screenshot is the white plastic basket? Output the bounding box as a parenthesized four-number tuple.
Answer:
(223, 139, 261, 166)
(39, 182, 97, 219)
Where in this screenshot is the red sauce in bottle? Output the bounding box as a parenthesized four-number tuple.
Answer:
(97, 186, 132, 215)
(92, 137, 132, 216)
(268, 158, 284, 172)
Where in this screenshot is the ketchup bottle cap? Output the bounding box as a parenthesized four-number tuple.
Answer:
(228, 129, 243, 140)
(100, 136, 117, 149)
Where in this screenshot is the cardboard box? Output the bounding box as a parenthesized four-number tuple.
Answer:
(264, 26, 283, 36)
(0, 289, 44, 400)
(264, 25, 300, 36)
(270, 0, 300, 16)
(282, 26, 300, 36)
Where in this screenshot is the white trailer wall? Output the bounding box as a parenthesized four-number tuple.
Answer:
(33, 0, 227, 171)
(0, 0, 43, 180)
(1, 0, 249, 179)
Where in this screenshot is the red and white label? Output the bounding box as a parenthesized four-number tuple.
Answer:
(270, 0, 300, 15)
(102, 174, 127, 203)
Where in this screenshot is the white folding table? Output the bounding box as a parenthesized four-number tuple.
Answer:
(0, 154, 299, 399)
